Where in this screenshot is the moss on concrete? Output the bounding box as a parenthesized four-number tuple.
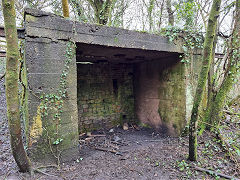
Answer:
(29, 103, 43, 146)
(25, 14, 37, 22)
(158, 61, 186, 135)
(21, 54, 30, 144)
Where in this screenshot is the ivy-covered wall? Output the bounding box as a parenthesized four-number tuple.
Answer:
(77, 62, 135, 132)
(24, 37, 79, 161)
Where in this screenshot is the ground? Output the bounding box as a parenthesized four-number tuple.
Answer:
(0, 78, 239, 180)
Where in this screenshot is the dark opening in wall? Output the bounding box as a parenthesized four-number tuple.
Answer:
(75, 42, 183, 136)
(112, 79, 118, 97)
(77, 61, 136, 133)
(76, 42, 137, 133)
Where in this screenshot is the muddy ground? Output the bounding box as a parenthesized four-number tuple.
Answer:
(0, 78, 239, 180)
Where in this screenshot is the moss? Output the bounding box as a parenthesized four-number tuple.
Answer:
(61, 0, 70, 17)
(114, 37, 119, 43)
(25, 14, 37, 22)
(139, 122, 152, 129)
(29, 104, 43, 147)
(21, 53, 30, 145)
(158, 61, 186, 135)
(136, 30, 148, 33)
(3, 0, 32, 172)
(188, 0, 222, 161)
(208, 0, 239, 127)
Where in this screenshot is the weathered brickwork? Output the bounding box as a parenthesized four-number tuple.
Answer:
(77, 63, 135, 132)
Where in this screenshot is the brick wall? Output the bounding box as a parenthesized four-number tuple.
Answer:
(77, 62, 135, 132)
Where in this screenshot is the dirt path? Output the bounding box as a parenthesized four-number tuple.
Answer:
(0, 77, 239, 180)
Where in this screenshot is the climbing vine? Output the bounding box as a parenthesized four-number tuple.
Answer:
(161, 26, 204, 63)
(19, 40, 29, 146)
(33, 41, 75, 166)
(160, 26, 205, 136)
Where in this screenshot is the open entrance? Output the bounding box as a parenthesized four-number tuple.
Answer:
(76, 43, 136, 133)
(23, 9, 188, 161)
(76, 42, 182, 135)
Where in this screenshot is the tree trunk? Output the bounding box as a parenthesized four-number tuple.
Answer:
(62, 0, 70, 17)
(148, 0, 155, 31)
(188, 0, 221, 161)
(2, 0, 32, 172)
(87, 0, 113, 25)
(158, 0, 165, 29)
(209, 0, 240, 126)
(166, 0, 174, 26)
(199, 27, 218, 134)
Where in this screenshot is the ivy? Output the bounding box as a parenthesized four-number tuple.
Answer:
(161, 26, 204, 63)
(37, 41, 75, 165)
(53, 138, 63, 145)
(175, 1, 198, 29)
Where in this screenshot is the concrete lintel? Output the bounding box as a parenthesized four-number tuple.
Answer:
(0, 26, 25, 39)
(24, 8, 183, 54)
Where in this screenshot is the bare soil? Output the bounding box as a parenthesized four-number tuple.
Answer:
(0, 78, 239, 180)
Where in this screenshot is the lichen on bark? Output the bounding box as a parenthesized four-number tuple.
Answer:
(208, 0, 240, 127)
(2, 0, 32, 172)
(62, 0, 70, 17)
(188, 0, 222, 161)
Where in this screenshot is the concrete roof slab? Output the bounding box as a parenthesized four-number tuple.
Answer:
(24, 8, 182, 55)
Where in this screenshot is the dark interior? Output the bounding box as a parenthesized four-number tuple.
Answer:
(76, 42, 181, 133)
(76, 43, 180, 64)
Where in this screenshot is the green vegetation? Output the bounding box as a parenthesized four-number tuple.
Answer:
(2, 0, 32, 173)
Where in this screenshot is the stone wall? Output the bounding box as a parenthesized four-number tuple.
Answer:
(77, 62, 135, 132)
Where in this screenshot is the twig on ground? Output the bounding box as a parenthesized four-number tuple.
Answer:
(36, 165, 59, 169)
(60, 173, 67, 180)
(193, 166, 239, 180)
(144, 140, 162, 142)
(34, 168, 59, 178)
(110, 141, 128, 146)
(89, 134, 106, 137)
(70, 173, 78, 180)
(79, 133, 86, 136)
(94, 147, 122, 155)
(108, 143, 119, 149)
(0, 72, 5, 80)
(223, 110, 239, 115)
(95, 147, 117, 153)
